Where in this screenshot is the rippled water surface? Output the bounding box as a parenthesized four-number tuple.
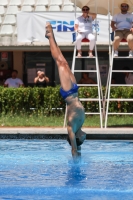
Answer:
(0, 140, 133, 200)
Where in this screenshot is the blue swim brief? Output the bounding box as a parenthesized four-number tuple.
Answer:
(60, 83, 79, 99)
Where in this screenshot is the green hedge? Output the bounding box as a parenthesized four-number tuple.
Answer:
(109, 86, 133, 113)
(0, 86, 64, 115)
(0, 86, 133, 114)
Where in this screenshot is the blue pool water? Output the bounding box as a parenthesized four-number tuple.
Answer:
(0, 140, 133, 200)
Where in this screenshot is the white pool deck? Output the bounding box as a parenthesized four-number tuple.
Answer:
(0, 127, 132, 134)
(0, 127, 133, 139)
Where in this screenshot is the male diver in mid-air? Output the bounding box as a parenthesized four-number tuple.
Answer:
(45, 22, 86, 161)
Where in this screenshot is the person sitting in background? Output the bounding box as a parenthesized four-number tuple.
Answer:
(123, 66, 133, 84)
(74, 6, 96, 57)
(4, 70, 24, 88)
(34, 71, 49, 87)
(78, 72, 96, 84)
(111, 1, 133, 57)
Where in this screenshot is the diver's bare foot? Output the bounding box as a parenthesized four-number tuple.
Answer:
(45, 22, 54, 39)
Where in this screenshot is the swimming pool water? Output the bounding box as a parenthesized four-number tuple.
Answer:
(0, 140, 133, 200)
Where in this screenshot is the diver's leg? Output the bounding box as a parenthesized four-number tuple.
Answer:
(45, 22, 76, 90)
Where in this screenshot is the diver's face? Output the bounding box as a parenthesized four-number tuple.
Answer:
(78, 134, 86, 145)
(76, 129, 86, 146)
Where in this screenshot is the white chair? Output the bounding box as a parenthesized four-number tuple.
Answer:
(3, 15, 16, 25)
(50, 0, 62, 6)
(23, 0, 35, 6)
(6, 6, 19, 15)
(12, 27, 17, 44)
(49, 5, 60, 11)
(0, 0, 8, 7)
(36, 0, 49, 6)
(0, 6, 5, 16)
(62, 5, 74, 11)
(76, 6, 81, 11)
(35, 6, 47, 11)
(9, 0, 22, 6)
(21, 6, 33, 12)
(63, 0, 74, 5)
(14, 27, 17, 36)
(0, 25, 13, 36)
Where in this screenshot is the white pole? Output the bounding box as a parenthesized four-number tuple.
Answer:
(95, 0, 98, 41)
(112, 0, 114, 16)
(105, 0, 111, 100)
(108, 0, 111, 66)
(63, 104, 67, 127)
(105, 0, 115, 128)
(74, 0, 76, 19)
(95, 0, 103, 128)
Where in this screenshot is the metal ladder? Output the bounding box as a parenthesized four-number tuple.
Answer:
(105, 45, 133, 128)
(63, 39, 103, 128)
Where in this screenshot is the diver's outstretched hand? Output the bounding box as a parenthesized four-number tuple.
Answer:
(45, 22, 54, 39)
(72, 150, 81, 164)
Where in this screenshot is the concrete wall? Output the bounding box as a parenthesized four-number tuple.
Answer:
(13, 51, 23, 80)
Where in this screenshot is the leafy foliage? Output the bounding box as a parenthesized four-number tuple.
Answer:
(109, 86, 133, 113)
(0, 86, 133, 115)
